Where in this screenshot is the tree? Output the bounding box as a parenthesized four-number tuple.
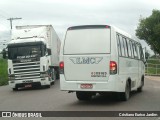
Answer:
(2, 48, 6, 59)
(136, 10, 160, 54)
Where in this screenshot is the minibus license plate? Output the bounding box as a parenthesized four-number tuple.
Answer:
(81, 84, 93, 89)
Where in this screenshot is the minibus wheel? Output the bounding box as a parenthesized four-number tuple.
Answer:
(76, 92, 92, 101)
(137, 78, 144, 92)
(119, 81, 130, 101)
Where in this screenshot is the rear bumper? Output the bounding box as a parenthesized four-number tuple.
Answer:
(60, 75, 126, 92)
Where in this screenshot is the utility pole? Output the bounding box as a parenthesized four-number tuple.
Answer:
(7, 17, 22, 29)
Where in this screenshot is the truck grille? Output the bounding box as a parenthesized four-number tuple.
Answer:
(13, 61, 40, 80)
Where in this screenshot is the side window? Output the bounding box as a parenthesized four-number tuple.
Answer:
(123, 37, 128, 57)
(140, 46, 144, 60)
(136, 44, 141, 60)
(132, 42, 138, 59)
(116, 34, 122, 56)
(119, 36, 125, 57)
(127, 39, 132, 58)
(129, 41, 134, 58)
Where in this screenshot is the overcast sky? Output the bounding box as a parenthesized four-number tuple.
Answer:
(0, 0, 160, 54)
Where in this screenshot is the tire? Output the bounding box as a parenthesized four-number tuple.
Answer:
(76, 92, 93, 101)
(12, 88, 18, 91)
(51, 81, 55, 85)
(51, 72, 55, 85)
(137, 79, 144, 92)
(56, 69, 60, 80)
(53, 71, 56, 81)
(118, 81, 130, 101)
(50, 70, 56, 86)
(51, 69, 56, 81)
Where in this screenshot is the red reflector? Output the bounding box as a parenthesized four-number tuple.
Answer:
(59, 61, 64, 69)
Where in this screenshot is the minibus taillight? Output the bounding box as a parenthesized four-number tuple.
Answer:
(59, 61, 64, 74)
(110, 61, 117, 74)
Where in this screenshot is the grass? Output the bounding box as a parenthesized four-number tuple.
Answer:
(145, 68, 160, 75)
(0, 59, 8, 86)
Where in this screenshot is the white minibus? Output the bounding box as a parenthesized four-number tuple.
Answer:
(60, 25, 145, 101)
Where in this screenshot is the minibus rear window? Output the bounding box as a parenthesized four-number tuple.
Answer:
(64, 29, 111, 54)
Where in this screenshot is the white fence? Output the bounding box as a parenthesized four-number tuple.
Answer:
(145, 59, 160, 76)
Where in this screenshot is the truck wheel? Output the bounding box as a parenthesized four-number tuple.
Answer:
(53, 71, 56, 81)
(118, 81, 130, 101)
(56, 70, 60, 80)
(51, 73, 55, 85)
(51, 69, 56, 80)
(12, 88, 18, 91)
(76, 92, 92, 101)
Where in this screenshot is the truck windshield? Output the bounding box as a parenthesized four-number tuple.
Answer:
(8, 45, 44, 60)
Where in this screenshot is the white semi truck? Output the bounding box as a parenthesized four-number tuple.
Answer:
(7, 25, 61, 90)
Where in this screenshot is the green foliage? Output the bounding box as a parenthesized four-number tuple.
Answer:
(150, 55, 160, 59)
(147, 59, 160, 64)
(136, 10, 160, 54)
(0, 59, 8, 86)
(146, 67, 160, 75)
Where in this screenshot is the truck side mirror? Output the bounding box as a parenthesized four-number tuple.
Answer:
(2, 49, 8, 59)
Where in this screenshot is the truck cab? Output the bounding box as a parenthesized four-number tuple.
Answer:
(7, 25, 60, 90)
(8, 38, 54, 90)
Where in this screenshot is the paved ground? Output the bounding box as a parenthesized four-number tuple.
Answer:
(0, 77, 160, 120)
(145, 76, 160, 81)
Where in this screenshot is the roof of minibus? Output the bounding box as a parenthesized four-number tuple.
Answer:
(68, 25, 140, 43)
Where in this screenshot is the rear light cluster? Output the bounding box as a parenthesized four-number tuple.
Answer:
(110, 61, 117, 75)
(59, 61, 64, 74)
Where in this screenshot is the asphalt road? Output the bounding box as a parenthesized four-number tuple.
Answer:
(0, 78, 160, 120)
